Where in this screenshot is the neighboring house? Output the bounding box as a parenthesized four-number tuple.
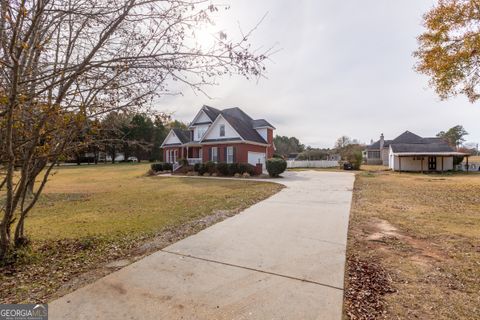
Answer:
(160, 105, 275, 169)
(327, 153, 341, 161)
(365, 131, 469, 172)
(287, 153, 299, 160)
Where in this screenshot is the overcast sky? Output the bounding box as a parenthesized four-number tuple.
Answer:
(158, 1, 480, 148)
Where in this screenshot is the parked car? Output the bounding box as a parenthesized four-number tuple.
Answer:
(127, 156, 138, 162)
(343, 162, 354, 170)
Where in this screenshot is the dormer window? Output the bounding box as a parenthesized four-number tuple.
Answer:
(219, 124, 225, 137)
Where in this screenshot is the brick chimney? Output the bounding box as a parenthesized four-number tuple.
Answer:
(379, 133, 385, 150)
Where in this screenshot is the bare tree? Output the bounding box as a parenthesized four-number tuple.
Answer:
(0, 0, 269, 261)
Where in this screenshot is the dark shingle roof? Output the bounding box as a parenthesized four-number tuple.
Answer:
(251, 119, 275, 129)
(367, 130, 456, 154)
(221, 108, 267, 144)
(166, 106, 273, 146)
(202, 105, 221, 121)
(423, 137, 447, 144)
(172, 128, 191, 144)
(391, 143, 455, 153)
(366, 139, 392, 150)
(391, 131, 424, 144)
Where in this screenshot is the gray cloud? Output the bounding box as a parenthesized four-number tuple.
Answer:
(158, 0, 480, 148)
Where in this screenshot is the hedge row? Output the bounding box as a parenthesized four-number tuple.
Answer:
(193, 162, 258, 176)
(151, 162, 173, 172)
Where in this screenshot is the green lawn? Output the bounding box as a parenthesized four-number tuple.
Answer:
(1, 163, 282, 303)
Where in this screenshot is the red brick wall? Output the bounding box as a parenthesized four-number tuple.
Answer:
(266, 129, 274, 158)
(164, 140, 274, 164)
(187, 147, 201, 158)
(201, 143, 268, 163)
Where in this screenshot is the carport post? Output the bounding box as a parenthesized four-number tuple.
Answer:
(399, 156, 402, 173)
(441, 156, 444, 173)
(421, 157, 423, 173)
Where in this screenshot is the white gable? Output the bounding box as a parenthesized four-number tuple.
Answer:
(162, 130, 181, 146)
(196, 111, 211, 123)
(190, 109, 213, 126)
(256, 128, 268, 142)
(202, 115, 241, 140)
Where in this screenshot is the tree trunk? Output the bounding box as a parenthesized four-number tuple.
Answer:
(94, 147, 98, 164)
(26, 159, 47, 195)
(13, 216, 27, 247)
(123, 142, 129, 162)
(0, 222, 10, 261)
(111, 146, 116, 164)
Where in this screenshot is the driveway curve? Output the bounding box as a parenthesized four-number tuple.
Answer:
(50, 170, 355, 319)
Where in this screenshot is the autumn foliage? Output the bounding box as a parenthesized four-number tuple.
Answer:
(415, 0, 480, 102)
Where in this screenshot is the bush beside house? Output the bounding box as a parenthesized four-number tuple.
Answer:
(216, 163, 230, 176)
(194, 162, 258, 177)
(348, 151, 363, 170)
(151, 162, 173, 172)
(266, 158, 287, 177)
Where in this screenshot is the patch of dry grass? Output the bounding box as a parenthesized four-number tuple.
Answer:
(288, 164, 389, 173)
(1, 163, 282, 303)
(345, 171, 480, 319)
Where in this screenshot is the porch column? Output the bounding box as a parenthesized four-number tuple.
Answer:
(466, 156, 469, 172)
(421, 157, 424, 173)
(399, 156, 402, 172)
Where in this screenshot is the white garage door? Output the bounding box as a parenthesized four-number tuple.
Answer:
(248, 152, 266, 167)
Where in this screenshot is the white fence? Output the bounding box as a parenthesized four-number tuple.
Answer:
(456, 162, 480, 172)
(287, 160, 339, 168)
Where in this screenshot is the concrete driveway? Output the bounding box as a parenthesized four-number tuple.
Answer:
(50, 170, 355, 319)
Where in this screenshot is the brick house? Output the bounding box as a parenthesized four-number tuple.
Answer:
(160, 106, 275, 170)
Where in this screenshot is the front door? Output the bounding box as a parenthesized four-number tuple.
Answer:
(428, 156, 436, 171)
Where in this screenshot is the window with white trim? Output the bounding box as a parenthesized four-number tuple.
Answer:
(212, 147, 218, 162)
(196, 127, 207, 140)
(219, 124, 225, 137)
(227, 146, 234, 163)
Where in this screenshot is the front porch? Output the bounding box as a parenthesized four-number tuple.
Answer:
(391, 152, 470, 172)
(164, 145, 203, 165)
(185, 145, 203, 165)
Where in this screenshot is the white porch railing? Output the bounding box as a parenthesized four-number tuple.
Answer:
(187, 158, 202, 165)
(287, 160, 339, 168)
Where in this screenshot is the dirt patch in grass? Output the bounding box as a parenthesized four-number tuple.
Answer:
(0, 164, 283, 303)
(344, 171, 480, 319)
